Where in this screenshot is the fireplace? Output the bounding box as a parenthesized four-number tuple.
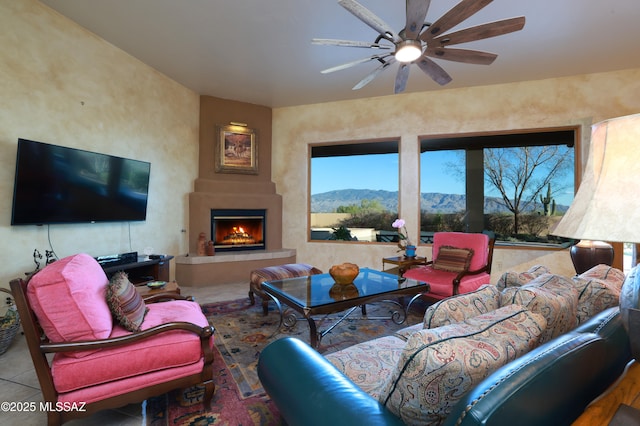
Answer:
(211, 209, 266, 252)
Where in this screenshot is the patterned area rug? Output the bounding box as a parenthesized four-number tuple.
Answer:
(146, 296, 425, 425)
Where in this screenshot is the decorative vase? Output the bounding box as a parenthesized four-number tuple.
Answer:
(405, 245, 416, 258)
(329, 263, 360, 285)
(197, 232, 206, 256)
(206, 240, 215, 256)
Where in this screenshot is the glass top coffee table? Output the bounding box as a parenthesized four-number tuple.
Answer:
(261, 268, 428, 348)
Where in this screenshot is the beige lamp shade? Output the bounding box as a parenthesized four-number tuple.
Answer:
(552, 113, 640, 243)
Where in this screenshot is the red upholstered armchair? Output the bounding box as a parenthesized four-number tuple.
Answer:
(403, 231, 495, 302)
(10, 253, 215, 426)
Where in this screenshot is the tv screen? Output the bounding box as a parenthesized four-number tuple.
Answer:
(11, 139, 151, 225)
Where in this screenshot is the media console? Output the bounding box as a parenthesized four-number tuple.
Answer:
(100, 255, 174, 283)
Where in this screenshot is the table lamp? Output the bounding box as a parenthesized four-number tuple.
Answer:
(552, 112, 640, 360)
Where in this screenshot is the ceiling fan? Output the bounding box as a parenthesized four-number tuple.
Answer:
(313, 0, 525, 93)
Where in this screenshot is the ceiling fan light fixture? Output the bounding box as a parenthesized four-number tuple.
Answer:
(394, 40, 422, 63)
(318, 0, 526, 91)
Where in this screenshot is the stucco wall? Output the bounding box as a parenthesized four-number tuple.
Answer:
(4, 0, 639, 288)
(0, 0, 199, 285)
(272, 69, 640, 281)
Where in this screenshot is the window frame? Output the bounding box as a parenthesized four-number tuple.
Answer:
(308, 138, 401, 244)
(418, 125, 583, 249)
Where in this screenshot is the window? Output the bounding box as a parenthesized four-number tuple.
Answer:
(309, 140, 399, 242)
(419, 129, 577, 246)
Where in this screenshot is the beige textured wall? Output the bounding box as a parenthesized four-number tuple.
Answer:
(273, 69, 640, 281)
(0, 0, 199, 285)
(4, 1, 639, 288)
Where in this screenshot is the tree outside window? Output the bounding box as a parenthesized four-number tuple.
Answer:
(308, 128, 578, 248)
(420, 128, 577, 246)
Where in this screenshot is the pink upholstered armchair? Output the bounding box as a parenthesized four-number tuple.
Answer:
(403, 231, 495, 302)
(10, 253, 215, 426)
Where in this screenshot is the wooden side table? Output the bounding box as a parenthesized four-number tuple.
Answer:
(135, 280, 181, 298)
(572, 360, 640, 425)
(382, 255, 428, 276)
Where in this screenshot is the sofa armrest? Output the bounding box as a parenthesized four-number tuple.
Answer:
(444, 307, 632, 426)
(257, 337, 404, 426)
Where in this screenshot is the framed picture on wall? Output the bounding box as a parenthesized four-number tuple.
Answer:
(215, 124, 258, 174)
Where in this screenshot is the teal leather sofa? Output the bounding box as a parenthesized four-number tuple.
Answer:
(258, 306, 631, 425)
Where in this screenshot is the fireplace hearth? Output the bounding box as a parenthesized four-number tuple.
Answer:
(211, 209, 265, 252)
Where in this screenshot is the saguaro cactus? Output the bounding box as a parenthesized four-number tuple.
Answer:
(539, 183, 556, 216)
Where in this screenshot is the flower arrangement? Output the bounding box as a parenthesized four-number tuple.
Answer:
(392, 218, 413, 251)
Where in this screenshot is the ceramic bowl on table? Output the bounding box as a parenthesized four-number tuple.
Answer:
(329, 263, 360, 285)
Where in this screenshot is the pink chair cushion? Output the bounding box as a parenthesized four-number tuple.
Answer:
(433, 232, 489, 271)
(403, 267, 490, 298)
(27, 253, 113, 358)
(58, 359, 205, 405)
(51, 300, 211, 393)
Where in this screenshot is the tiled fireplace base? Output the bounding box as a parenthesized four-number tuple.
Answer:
(175, 249, 296, 286)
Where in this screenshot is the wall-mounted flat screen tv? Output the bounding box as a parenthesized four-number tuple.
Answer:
(11, 139, 151, 225)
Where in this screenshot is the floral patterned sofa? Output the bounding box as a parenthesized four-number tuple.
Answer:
(259, 264, 626, 425)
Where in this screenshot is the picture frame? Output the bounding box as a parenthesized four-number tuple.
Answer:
(215, 124, 258, 174)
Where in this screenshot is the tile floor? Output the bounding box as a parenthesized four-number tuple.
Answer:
(0, 281, 249, 426)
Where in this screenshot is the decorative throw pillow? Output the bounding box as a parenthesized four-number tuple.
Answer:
(501, 273, 578, 343)
(106, 272, 148, 332)
(496, 265, 550, 291)
(571, 276, 621, 324)
(423, 284, 501, 329)
(578, 264, 625, 291)
(433, 246, 474, 273)
(379, 304, 546, 425)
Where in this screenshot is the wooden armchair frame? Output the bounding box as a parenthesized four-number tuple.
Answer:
(10, 278, 215, 426)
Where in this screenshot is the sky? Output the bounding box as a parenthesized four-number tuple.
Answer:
(311, 151, 465, 195)
(420, 150, 466, 195)
(311, 149, 575, 206)
(311, 153, 399, 194)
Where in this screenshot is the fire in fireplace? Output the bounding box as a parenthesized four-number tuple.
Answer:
(211, 209, 265, 252)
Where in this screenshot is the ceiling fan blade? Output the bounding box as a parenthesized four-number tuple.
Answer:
(338, 0, 400, 42)
(420, 0, 493, 41)
(405, 0, 431, 40)
(416, 55, 452, 86)
(395, 63, 411, 94)
(431, 17, 526, 47)
(425, 47, 497, 65)
(352, 61, 393, 90)
(312, 38, 391, 49)
(321, 55, 390, 74)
